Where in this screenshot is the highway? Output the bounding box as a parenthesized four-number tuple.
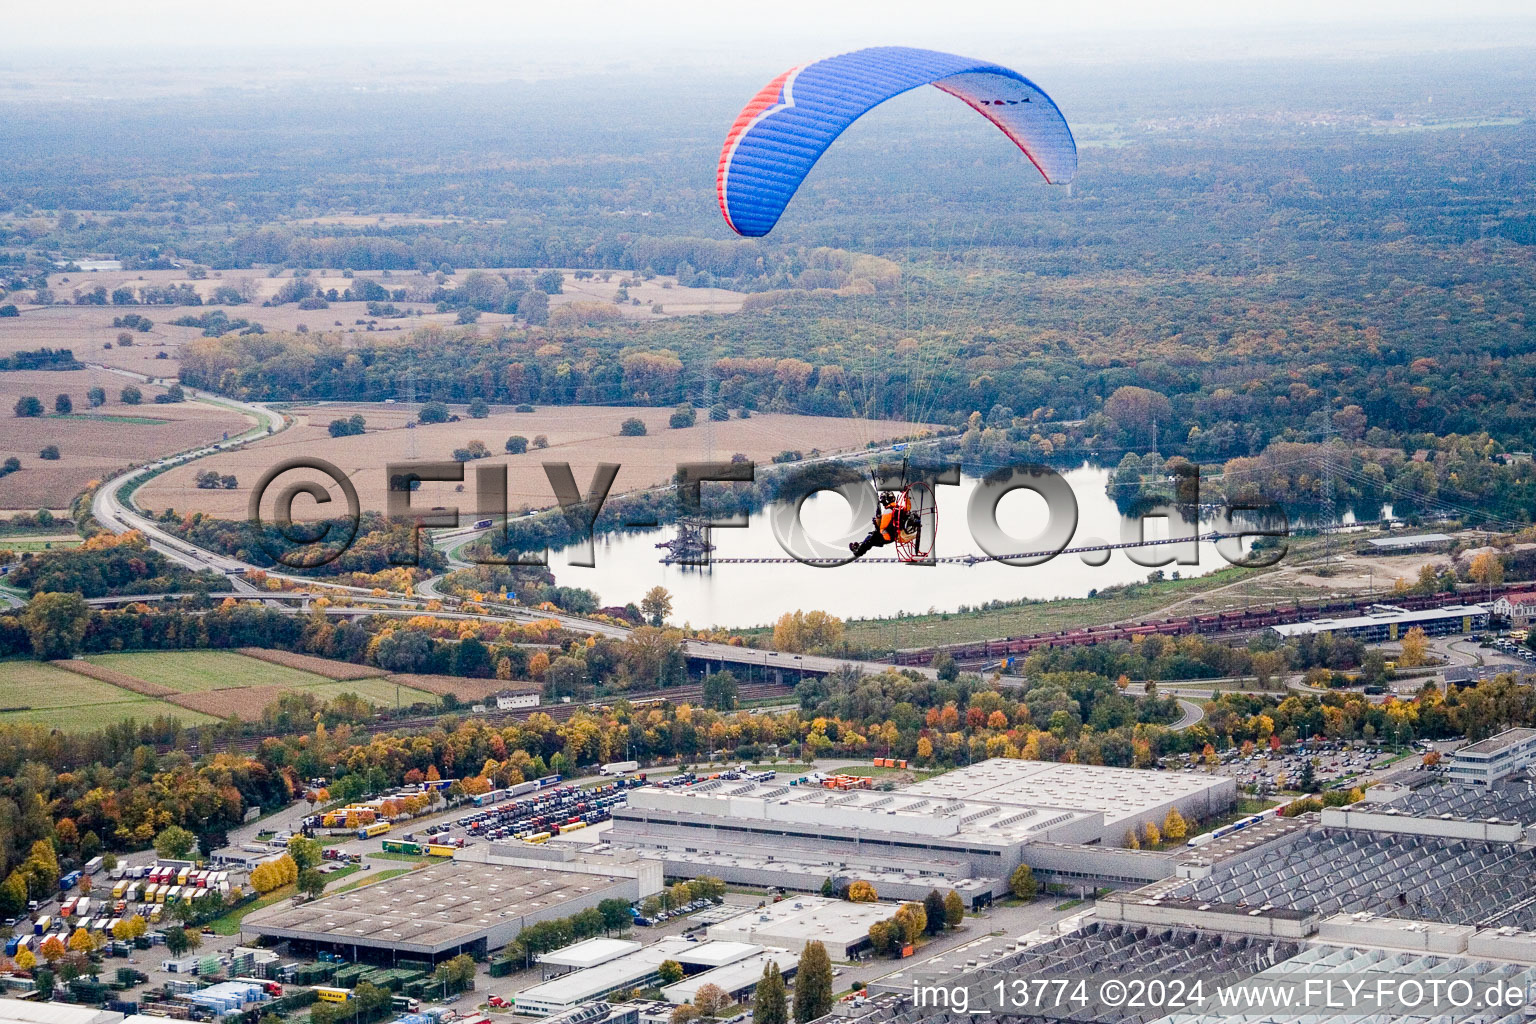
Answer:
(89, 367, 285, 592)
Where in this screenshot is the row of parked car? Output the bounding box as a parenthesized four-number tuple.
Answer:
(632, 896, 718, 928)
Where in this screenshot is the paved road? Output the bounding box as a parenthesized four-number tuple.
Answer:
(1171, 698, 1206, 731)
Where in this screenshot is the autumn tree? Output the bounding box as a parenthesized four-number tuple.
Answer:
(846, 880, 877, 903)
(1103, 385, 1172, 445)
(68, 928, 95, 955)
(693, 983, 730, 1018)
(1009, 864, 1037, 900)
(772, 610, 844, 654)
(1398, 627, 1429, 668)
(943, 890, 965, 928)
(1469, 551, 1504, 599)
(1161, 808, 1188, 842)
(658, 959, 684, 985)
(641, 586, 673, 626)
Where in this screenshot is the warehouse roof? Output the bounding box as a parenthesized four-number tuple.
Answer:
(900, 760, 1231, 830)
(707, 896, 895, 949)
(537, 937, 641, 969)
(0, 1002, 122, 1024)
(662, 948, 797, 1004)
(242, 861, 626, 954)
(515, 938, 696, 1008)
(1458, 727, 1536, 757)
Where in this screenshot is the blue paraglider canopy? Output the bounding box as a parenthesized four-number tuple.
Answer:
(717, 45, 1077, 238)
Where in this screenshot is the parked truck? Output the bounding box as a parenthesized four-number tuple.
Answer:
(599, 760, 639, 776)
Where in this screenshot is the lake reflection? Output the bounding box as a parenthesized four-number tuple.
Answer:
(550, 465, 1256, 629)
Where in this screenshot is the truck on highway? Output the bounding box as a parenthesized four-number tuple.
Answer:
(600, 760, 639, 776)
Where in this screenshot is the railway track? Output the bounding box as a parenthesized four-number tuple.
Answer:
(894, 581, 1536, 667)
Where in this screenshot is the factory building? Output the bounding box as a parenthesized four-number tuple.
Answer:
(1445, 727, 1536, 786)
(239, 861, 639, 964)
(1269, 603, 1488, 643)
(607, 760, 1233, 904)
(514, 937, 794, 1016)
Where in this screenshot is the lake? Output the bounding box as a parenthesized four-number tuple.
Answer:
(548, 463, 1279, 629)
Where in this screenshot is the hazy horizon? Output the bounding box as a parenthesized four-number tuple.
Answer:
(6, 0, 1536, 96)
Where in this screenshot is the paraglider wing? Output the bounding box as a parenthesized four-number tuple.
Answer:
(717, 46, 1077, 238)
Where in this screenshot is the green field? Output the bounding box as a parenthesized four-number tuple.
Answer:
(88, 650, 333, 691)
(306, 679, 436, 708)
(1, 537, 82, 551)
(85, 650, 436, 709)
(0, 660, 216, 731)
(49, 413, 170, 425)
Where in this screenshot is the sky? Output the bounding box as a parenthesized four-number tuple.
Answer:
(9, 0, 1536, 67)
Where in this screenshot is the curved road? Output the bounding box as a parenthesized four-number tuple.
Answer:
(83, 388, 932, 680)
(1171, 698, 1205, 731)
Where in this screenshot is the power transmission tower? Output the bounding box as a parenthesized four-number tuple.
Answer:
(1319, 425, 1338, 556)
(402, 369, 418, 459)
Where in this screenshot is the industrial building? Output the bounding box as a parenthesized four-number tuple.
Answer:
(514, 937, 795, 1016)
(818, 774, 1536, 1024)
(1445, 727, 1536, 786)
(240, 861, 637, 963)
(661, 947, 798, 1006)
(704, 896, 895, 959)
(1270, 603, 1488, 642)
(536, 937, 642, 979)
(607, 759, 1233, 904)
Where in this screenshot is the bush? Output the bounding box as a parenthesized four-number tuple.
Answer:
(14, 396, 43, 418)
(620, 417, 647, 437)
(514, 404, 535, 413)
(120, 386, 142, 405)
(328, 414, 366, 438)
(0, 304, 18, 317)
(533, 435, 548, 449)
(709, 403, 730, 422)
(505, 436, 529, 454)
(54, 394, 72, 415)
(39, 445, 60, 461)
(669, 404, 697, 429)
(418, 402, 450, 424)
(468, 398, 489, 418)
(153, 384, 185, 404)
